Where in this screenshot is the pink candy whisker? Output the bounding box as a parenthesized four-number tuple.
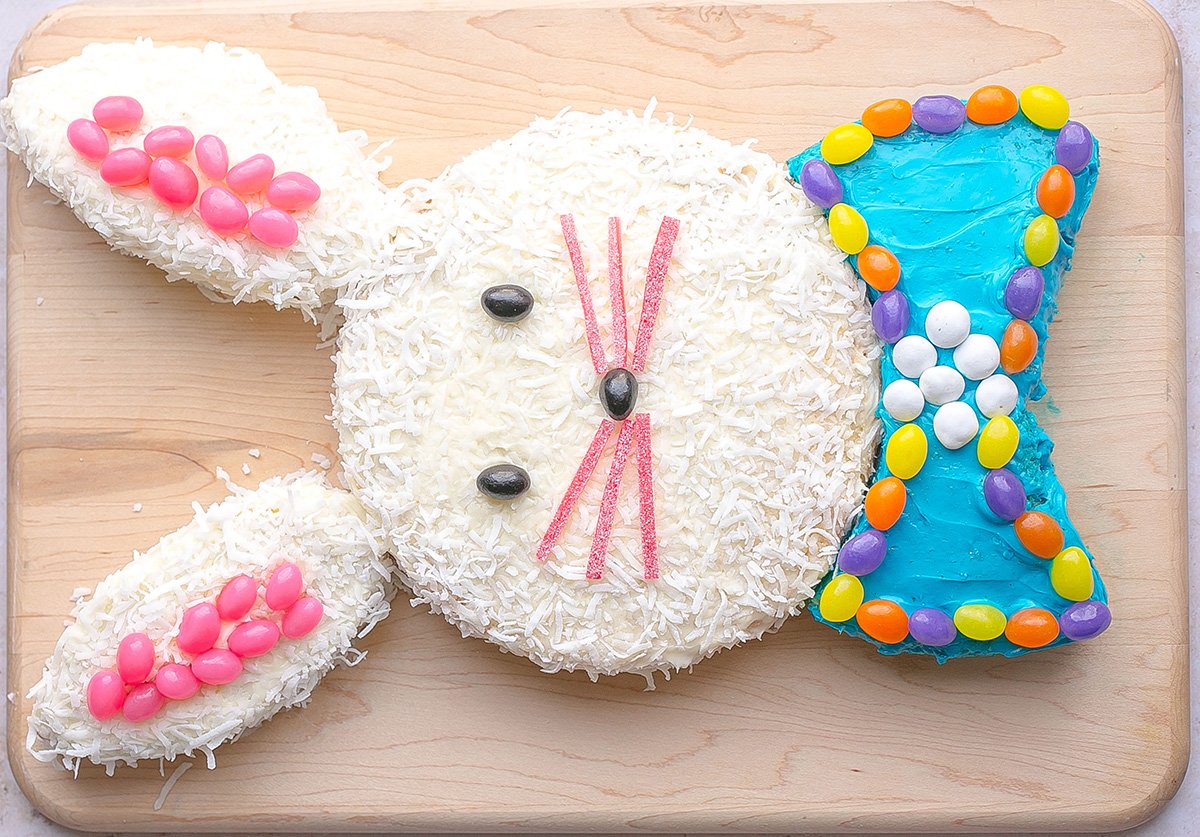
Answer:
(631, 216, 680, 374)
(633, 413, 659, 580)
(608, 217, 628, 366)
(560, 214, 609, 375)
(540, 215, 678, 580)
(537, 420, 615, 562)
(585, 418, 636, 580)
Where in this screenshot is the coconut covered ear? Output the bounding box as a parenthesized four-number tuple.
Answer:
(26, 471, 396, 773)
(789, 87, 1111, 659)
(0, 40, 395, 322)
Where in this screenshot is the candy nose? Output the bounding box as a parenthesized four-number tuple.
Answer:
(600, 367, 637, 421)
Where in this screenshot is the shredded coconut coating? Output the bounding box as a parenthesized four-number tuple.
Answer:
(334, 109, 881, 680)
(26, 471, 396, 772)
(0, 40, 393, 321)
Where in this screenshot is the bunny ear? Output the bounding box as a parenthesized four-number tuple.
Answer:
(26, 471, 395, 773)
(1, 40, 394, 322)
(790, 87, 1111, 659)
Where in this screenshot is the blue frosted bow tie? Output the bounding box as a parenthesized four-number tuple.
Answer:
(789, 87, 1111, 660)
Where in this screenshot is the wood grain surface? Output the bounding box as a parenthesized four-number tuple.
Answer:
(5, 0, 1187, 832)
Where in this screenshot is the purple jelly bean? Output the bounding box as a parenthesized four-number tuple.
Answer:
(912, 96, 967, 134)
(1004, 266, 1045, 320)
(909, 608, 957, 646)
(799, 159, 843, 209)
(837, 529, 887, 575)
(1055, 121, 1094, 175)
(983, 468, 1027, 521)
(871, 290, 910, 344)
(1060, 600, 1112, 641)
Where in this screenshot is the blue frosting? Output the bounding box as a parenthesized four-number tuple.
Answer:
(788, 109, 1106, 660)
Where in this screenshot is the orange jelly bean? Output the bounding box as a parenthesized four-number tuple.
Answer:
(1005, 608, 1060, 648)
(1036, 165, 1076, 218)
(861, 98, 913, 138)
(1014, 511, 1064, 558)
(865, 477, 906, 530)
(856, 599, 909, 644)
(856, 245, 901, 291)
(966, 85, 1018, 124)
(1001, 319, 1038, 373)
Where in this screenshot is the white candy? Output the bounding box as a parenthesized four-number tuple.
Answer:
(975, 373, 1019, 417)
(924, 300, 971, 348)
(952, 334, 1000, 380)
(933, 401, 980, 450)
(919, 365, 965, 406)
(892, 335, 938, 379)
(883, 379, 925, 422)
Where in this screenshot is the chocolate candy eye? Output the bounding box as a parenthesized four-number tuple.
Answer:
(476, 463, 530, 500)
(481, 284, 534, 322)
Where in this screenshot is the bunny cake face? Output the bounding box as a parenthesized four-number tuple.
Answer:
(0, 40, 393, 321)
(333, 110, 881, 679)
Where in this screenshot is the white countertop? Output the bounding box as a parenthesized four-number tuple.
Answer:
(1, 0, 1194, 834)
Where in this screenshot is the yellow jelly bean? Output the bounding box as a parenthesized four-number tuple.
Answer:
(819, 573, 864, 623)
(820, 123, 874, 166)
(977, 415, 1020, 469)
(1023, 214, 1060, 267)
(953, 603, 1007, 641)
(828, 203, 869, 254)
(1019, 84, 1070, 130)
(1050, 546, 1095, 601)
(885, 423, 927, 480)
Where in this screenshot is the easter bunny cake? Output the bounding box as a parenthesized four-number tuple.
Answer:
(1, 40, 1109, 773)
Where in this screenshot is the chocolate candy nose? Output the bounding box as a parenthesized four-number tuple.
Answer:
(600, 367, 637, 421)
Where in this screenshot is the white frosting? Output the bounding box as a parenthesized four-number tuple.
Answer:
(976, 373, 1019, 417)
(883, 379, 925, 422)
(892, 335, 937, 379)
(952, 334, 1000, 381)
(919, 365, 965, 406)
(924, 300, 971, 348)
(333, 109, 880, 679)
(933, 401, 980, 450)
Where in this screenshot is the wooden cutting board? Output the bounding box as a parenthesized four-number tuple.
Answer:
(6, 0, 1187, 831)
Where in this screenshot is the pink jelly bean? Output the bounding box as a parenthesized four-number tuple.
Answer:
(86, 670, 126, 721)
(143, 125, 195, 158)
(178, 602, 221, 655)
(265, 562, 303, 610)
(198, 186, 249, 234)
(117, 633, 155, 684)
(66, 118, 109, 161)
(248, 208, 299, 249)
(190, 649, 243, 685)
(282, 596, 324, 639)
(227, 619, 281, 658)
(122, 682, 165, 722)
(225, 153, 275, 194)
(92, 95, 143, 132)
(266, 172, 321, 212)
(216, 574, 257, 620)
(148, 157, 199, 209)
(99, 147, 151, 187)
(195, 134, 229, 179)
(155, 662, 201, 700)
